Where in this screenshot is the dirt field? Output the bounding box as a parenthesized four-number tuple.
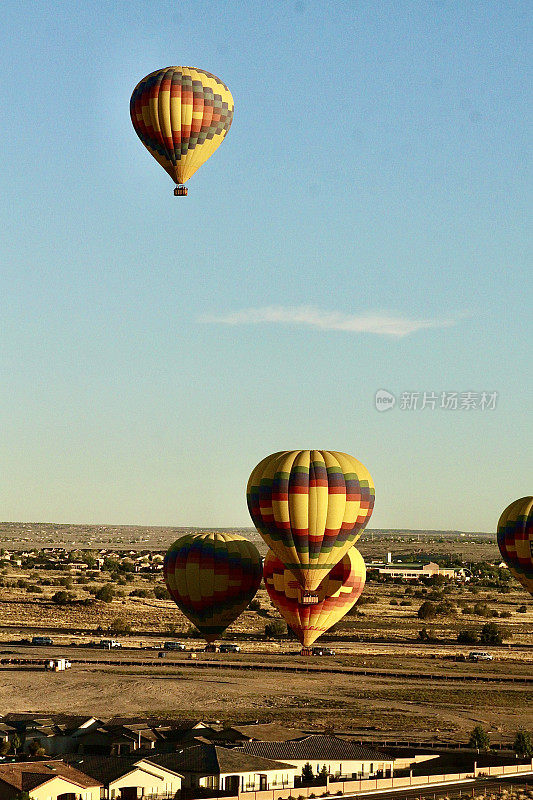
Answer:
(0, 524, 531, 743)
(0, 649, 532, 743)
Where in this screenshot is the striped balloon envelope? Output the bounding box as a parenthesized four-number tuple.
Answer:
(163, 532, 262, 643)
(247, 450, 374, 593)
(497, 496, 533, 597)
(263, 547, 366, 647)
(130, 66, 234, 191)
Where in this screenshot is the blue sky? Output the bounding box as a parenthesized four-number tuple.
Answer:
(1, 0, 531, 530)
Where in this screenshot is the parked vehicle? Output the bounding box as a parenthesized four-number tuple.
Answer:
(219, 644, 240, 653)
(32, 636, 53, 646)
(469, 651, 493, 661)
(163, 641, 186, 651)
(99, 639, 122, 649)
(311, 646, 336, 656)
(45, 658, 71, 671)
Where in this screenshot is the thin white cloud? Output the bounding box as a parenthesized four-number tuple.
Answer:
(200, 305, 455, 338)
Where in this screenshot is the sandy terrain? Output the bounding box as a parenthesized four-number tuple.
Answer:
(0, 648, 532, 743)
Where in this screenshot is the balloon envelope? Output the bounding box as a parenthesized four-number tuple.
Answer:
(247, 450, 374, 591)
(163, 532, 262, 642)
(263, 547, 366, 647)
(497, 496, 533, 597)
(130, 66, 234, 186)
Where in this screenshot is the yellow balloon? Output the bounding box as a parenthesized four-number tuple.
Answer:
(130, 67, 234, 190)
(247, 450, 375, 592)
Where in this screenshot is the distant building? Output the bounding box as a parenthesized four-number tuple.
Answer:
(366, 554, 470, 581)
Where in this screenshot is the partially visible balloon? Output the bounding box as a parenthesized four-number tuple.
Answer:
(497, 496, 533, 597)
(130, 66, 234, 193)
(163, 532, 262, 642)
(247, 450, 374, 593)
(263, 547, 366, 647)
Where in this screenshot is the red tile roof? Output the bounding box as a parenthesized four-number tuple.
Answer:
(0, 761, 102, 791)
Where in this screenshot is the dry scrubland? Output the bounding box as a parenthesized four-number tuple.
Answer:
(0, 524, 531, 742)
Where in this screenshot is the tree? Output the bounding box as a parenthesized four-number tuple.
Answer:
(301, 763, 314, 783)
(417, 601, 437, 620)
(318, 765, 329, 784)
(154, 585, 169, 600)
(513, 729, 533, 757)
(27, 739, 46, 757)
(427, 574, 447, 588)
(265, 621, 287, 638)
(469, 725, 490, 751)
(109, 617, 131, 635)
(457, 629, 479, 645)
(479, 622, 503, 645)
(95, 584, 115, 603)
(0, 740, 10, 756)
(52, 590, 75, 605)
(11, 733, 22, 754)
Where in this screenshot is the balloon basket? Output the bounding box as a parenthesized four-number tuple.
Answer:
(300, 647, 313, 656)
(174, 185, 188, 196)
(300, 593, 319, 605)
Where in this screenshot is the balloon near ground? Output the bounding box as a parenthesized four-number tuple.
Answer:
(264, 547, 366, 647)
(497, 496, 533, 598)
(247, 450, 374, 593)
(163, 532, 262, 643)
(130, 67, 234, 194)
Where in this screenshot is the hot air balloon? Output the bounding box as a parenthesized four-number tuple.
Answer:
(163, 532, 262, 642)
(497, 496, 533, 597)
(130, 67, 234, 196)
(247, 450, 374, 599)
(263, 547, 366, 647)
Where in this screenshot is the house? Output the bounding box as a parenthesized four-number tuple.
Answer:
(64, 756, 182, 799)
(241, 735, 395, 779)
(76, 724, 158, 756)
(3, 714, 102, 756)
(149, 744, 298, 793)
(0, 760, 102, 800)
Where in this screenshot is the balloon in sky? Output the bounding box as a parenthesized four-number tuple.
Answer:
(497, 496, 533, 597)
(163, 532, 262, 642)
(247, 450, 374, 595)
(264, 547, 366, 647)
(130, 66, 234, 196)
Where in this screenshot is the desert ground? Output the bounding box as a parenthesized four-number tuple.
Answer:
(0, 524, 531, 743)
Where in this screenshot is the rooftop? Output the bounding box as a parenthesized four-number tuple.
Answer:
(242, 735, 392, 763)
(149, 744, 296, 775)
(0, 760, 102, 791)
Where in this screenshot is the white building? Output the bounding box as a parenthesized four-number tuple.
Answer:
(242, 735, 394, 779)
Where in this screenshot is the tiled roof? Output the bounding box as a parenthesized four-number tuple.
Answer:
(64, 755, 141, 784)
(0, 760, 102, 790)
(242, 736, 392, 763)
(64, 755, 185, 785)
(148, 745, 296, 775)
